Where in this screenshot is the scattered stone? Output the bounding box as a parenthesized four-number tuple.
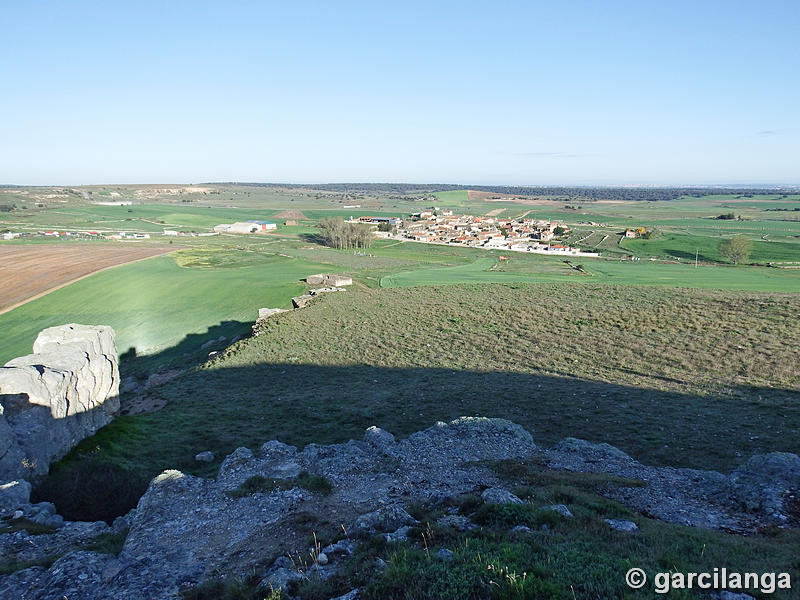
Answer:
(309, 286, 346, 296)
(543, 504, 573, 518)
(0, 480, 32, 514)
(436, 548, 454, 561)
(292, 294, 314, 309)
(329, 589, 360, 600)
(206, 351, 219, 360)
(481, 488, 524, 505)
(259, 565, 302, 593)
(143, 369, 183, 389)
(0, 520, 110, 565)
(356, 506, 417, 533)
(383, 525, 411, 542)
(42, 514, 65, 529)
(322, 539, 357, 558)
(436, 514, 476, 531)
(257, 308, 285, 319)
(119, 376, 141, 395)
(2, 416, 797, 599)
(604, 518, 639, 532)
(194, 451, 215, 463)
(710, 592, 757, 600)
(551, 438, 636, 463)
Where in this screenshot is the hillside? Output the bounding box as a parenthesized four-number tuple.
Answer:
(35, 282, 800, 527)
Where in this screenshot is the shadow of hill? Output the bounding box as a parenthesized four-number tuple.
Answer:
(119, 319, 253, 378)
(36, 350, 799, 524)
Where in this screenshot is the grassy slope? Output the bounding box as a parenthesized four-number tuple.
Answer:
(59, 283, 799, 491)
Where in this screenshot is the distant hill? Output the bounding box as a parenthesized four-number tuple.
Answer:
(211, 182, 795, 202)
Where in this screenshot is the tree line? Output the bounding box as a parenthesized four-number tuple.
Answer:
(316, 217, 374, 249)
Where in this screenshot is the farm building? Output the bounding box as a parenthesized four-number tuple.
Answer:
(356, 216, 402, 226)
(284, 220, 299, 226)
(214, 221, 277, 234)
(306, 273, 353, 286)
(246, 220, 277, 231)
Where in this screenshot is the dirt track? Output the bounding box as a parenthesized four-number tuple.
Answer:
(0, 243, 173, 314)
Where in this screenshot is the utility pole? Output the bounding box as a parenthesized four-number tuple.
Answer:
(695, 248, 698, 268)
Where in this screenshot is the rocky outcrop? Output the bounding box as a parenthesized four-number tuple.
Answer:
(0, 417, 797, 600)
(0, 324, 120, 483)
(291, 287, 346, 310)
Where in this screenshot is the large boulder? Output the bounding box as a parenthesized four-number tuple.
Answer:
(724, 452, 800, 523)
(0, 324, 120, 481)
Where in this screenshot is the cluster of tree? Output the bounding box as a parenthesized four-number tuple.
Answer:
(317, 217, 374, 249)
(0, 203, 17, 212)
(766, 207, 800, 212)
(718, 235, 753, 265)
(716, 212, 737, 220)
(640, 228, 660, 239)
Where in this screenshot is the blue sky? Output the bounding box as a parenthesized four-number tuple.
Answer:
(1, 1, 798, 185)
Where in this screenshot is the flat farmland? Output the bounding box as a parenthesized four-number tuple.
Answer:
(0, 243, 172, 313)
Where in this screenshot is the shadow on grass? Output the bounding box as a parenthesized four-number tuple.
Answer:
(34, 343, 800, 522)
(119, 319, 254, 378)
(663, 248, 717, 262)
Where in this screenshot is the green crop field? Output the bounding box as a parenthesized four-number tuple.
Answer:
(380, 254, 800, 291)
(0, 253, 329, 366)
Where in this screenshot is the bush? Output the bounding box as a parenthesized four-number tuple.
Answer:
(473, 503, 562, 529)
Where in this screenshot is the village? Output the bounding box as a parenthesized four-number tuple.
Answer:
(354, 210, 601, 257)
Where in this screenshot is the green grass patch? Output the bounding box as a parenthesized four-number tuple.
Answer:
(0, 253, 329, 365)
(227, 472, 332, 499)
(38, 283, 799, 525)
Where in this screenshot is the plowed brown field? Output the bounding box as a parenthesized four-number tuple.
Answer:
(0, 243, 173, 314)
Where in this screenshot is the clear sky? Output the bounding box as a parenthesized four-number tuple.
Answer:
(1, 1, 798, 186)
